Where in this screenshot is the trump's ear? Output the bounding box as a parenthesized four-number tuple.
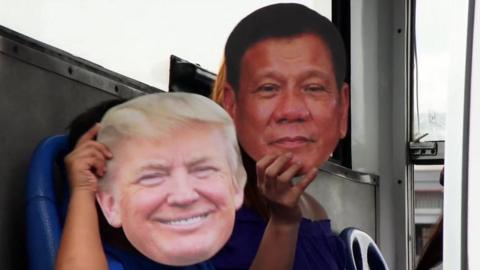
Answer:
(96, 190, 122, 228)
(339, 83, 350, 139)
(222, 83, 237, 120)
(233, 185, 244, 210)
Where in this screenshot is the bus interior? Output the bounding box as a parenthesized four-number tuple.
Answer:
(0, 0, 478, 269)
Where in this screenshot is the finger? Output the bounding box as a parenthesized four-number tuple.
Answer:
(75, 141, 112, 159)
(83, 170, 98, 187)
(263, 153, 293, 192)
(97, 142, 113, 159)
(263, 168, 276, 193)
(88, 148, 109, 166)
(87, 141, 112, 159)
(264, 152, 293, 181)
(90, 156, 107, 177)
(76, 123, 101, 146)
(277, 162, 303, 186)
(294, 168, 318, 192)
(67, 151, 101, 167)
(256, 154, 277, 186)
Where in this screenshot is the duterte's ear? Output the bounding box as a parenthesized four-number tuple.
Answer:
(96, 190, 122, 228)
(339, 83, 350, 139)
(222, 83, 237, 120)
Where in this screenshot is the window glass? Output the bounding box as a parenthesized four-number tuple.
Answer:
(412, 0, 450, 141)
(412, 0, 463, 263)
(413, 165, 443, 262)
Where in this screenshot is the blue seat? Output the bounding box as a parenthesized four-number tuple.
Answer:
(340, 227, 389, 270)
(26, 135, 123, 270)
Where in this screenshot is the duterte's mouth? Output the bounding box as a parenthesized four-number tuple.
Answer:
(270, 136, 314, 149)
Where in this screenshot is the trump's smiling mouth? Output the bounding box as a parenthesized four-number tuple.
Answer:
(155, 212, 211, 227)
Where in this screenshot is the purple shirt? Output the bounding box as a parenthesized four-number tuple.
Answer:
(211, 206, 346, 270)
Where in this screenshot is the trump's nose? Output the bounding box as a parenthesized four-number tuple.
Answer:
(166, 171, 200, 206)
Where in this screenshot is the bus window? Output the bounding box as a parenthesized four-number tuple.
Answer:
(411, 0, 470, 268)
(412, 0, 449, 142)
(413, 165, 443, 264)
(411, 0, 450, 267)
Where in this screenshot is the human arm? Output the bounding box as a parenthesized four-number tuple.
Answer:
(249, 153, 317, 270)
(300, 192, 328, 220)
(55, 124, 112, 270)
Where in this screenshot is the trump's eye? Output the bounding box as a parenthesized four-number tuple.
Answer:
(191, 166, 218, 179)
(137, 173, 167, 186)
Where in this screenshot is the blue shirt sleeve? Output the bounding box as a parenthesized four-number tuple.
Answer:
(211, 207, 346, 270)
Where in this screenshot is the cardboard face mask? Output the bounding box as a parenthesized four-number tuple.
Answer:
(223, 33, 349, 174)
(96, 93, 245, 266)
(220, 3, 349, 174)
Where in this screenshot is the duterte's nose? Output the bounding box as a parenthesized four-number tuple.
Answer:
(272, 90, 310, 124)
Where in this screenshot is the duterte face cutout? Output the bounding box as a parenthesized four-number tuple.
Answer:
(223, 33, 349, 173)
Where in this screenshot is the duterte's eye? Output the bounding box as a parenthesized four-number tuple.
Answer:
(137, 173, 167, 186)
(256, 83, 280, 96)
(191, 166, 218, 179)
(304, 84, 326, 92)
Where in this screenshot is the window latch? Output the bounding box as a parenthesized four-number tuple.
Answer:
(409, 141, 438, 157)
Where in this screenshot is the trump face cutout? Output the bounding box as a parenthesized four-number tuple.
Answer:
(96, 93, 245, 266)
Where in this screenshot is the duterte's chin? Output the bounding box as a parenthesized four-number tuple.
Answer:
(267, 145, 331, 175)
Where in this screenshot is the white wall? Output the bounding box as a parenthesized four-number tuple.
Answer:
(0, 0, 333, 91)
